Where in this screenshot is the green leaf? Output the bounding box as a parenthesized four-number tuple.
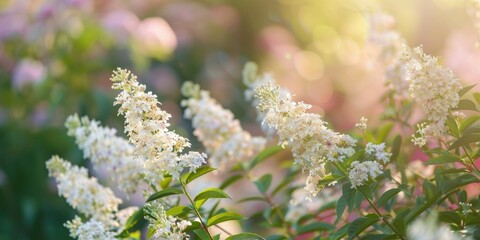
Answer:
(449, 133, 480, 150)
(446, 116, 459, 137)
(166, 205, 192, 217)
(254, 174, 272, 194)
(378, 123, 394, 142)
(297, 222, 334, 234)
(425, 152, 461, 165)
(422, 179, 437, 200)
(347, 215, 380, 240)
(474, 92, 480, 105)
(329, 224, 349, 240)
(226, 233, 265, 240)
(249, 145, 283, 169)
(459, 84, 476, 97)
(194, 188, 230, 202)
(220, 175, 243, 189)
(377, 188, 401, 208)
(237, 196, 267, 203)
(124, 208, 144, 230)
(439, 211, 462, 226)
(185, 166, 216, 184)
(442, 174, 479, 194)
(185, 221, 202, 231)
(160, 176, 172, 189)
(336, 196, 347, 220)
(194, 229, 211, 240)
(392, 218, 406, 236)
(146, 188, 183, 202)
(457, 99, 478, 112)
(390, 135, 402, 162)
(207, 212, 243, 226)
(460, 116, 480, 133)
(266, 235, 287, 240)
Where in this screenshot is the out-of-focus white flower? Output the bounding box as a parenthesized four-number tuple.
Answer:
(243, 62, 290, 138)
(401, 45, 462, 146)
(365, 142, 391, 164)
(452, 111, 466, 120)
(253, 77, 356, 199)
(181, 82, 266, 170)
(12, 58, 46, 90)
(133, 17, 177, 60)
(144, 201, 191, 240)
(366, 11, 408, 98)
(65, 114, 144, 195)
(348, 161, 383, 188)
(111, 68, 206, 185)
(408, 213, 465, 240)
(46, 156, 122, 226)
(355, 117, 368, 131)
(101, 9, 139, 44)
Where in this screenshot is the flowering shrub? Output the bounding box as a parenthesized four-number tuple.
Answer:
(46, 9, 480, 240)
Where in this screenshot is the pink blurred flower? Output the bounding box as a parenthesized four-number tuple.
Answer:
(133, 17, 177, 60)
(12, 58, 46, 90)
(101, 9, 139, 43)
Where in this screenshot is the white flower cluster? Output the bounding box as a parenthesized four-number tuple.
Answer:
(365, 142, 392, 164)
(181, 82, 266, 170)
(111, 68, 207, 184)
(254, 79, 357, 199)
(46, 156, 138, 239)
(243, 62, 290, 138)
(401, 46, 462, 146)
(144, 201, 192, 240)
(348, 161, 383, 188)
(65, 114, 144, 195)
(348, 142, 391, 187)
(367, 11, 408, 98)
(355, 117, 368, 131)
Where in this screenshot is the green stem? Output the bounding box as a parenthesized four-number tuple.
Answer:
(181, 180, 214, 240)
(462, 146, 480, 176)
(358, 190, 406, 240)
(332, 162, 405, 239)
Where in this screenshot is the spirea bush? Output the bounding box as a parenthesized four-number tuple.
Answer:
(46, 9, 480, 240)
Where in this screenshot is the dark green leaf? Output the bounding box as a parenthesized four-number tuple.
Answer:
(249, 145, 283, 169)
(446, 116, 459, 137)
(336, 196, 347, 220)
(237, 196, 267, 203)
(124, 208, 144, 230)
(185, 166, 216, 184)
(194, 229, 211, 240)
(449, 133, 480, 150)
(207, 212, 243, 226)
(226, 233, 265, 240)
(194, 188, 230, 202)
(254, 174, 272, 194)
(220, 175, 243, 189)
(377, 188, 401, 208)
(297, 222, 334, 234)
(146, 188, 183, 202)
(392, 218, 406, 236)
(347, 215, 380, 240)
(390, 135, 402, 162)
(439, 211, 462, 226)
(329, 224, 349, 240)
(425, 152, 460, 165)
(185, 221, 202, 231)
(442, 174, 479, 194)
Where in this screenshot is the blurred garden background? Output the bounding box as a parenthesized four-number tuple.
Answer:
(0, 0, 479, 239)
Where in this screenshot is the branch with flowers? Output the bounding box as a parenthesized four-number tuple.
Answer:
(45, 8, 480, 240)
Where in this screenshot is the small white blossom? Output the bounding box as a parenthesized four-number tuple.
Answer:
(348, 161, 383, 188)
(111, 68, 207, 185)
(401, 45, 462, 145)
(65, 217, 116, 240)
(365, 142, 392, 164)
(459, 202, 473, 216)
(355, 117, 368, 131)
(46, 156, 122, 226)
(181, 82, 266, 170)
(452, 111, 466, 120)
(144, 201, 191, 240)
(65, 114, 144, 195)
(254, 78, 356, 198)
